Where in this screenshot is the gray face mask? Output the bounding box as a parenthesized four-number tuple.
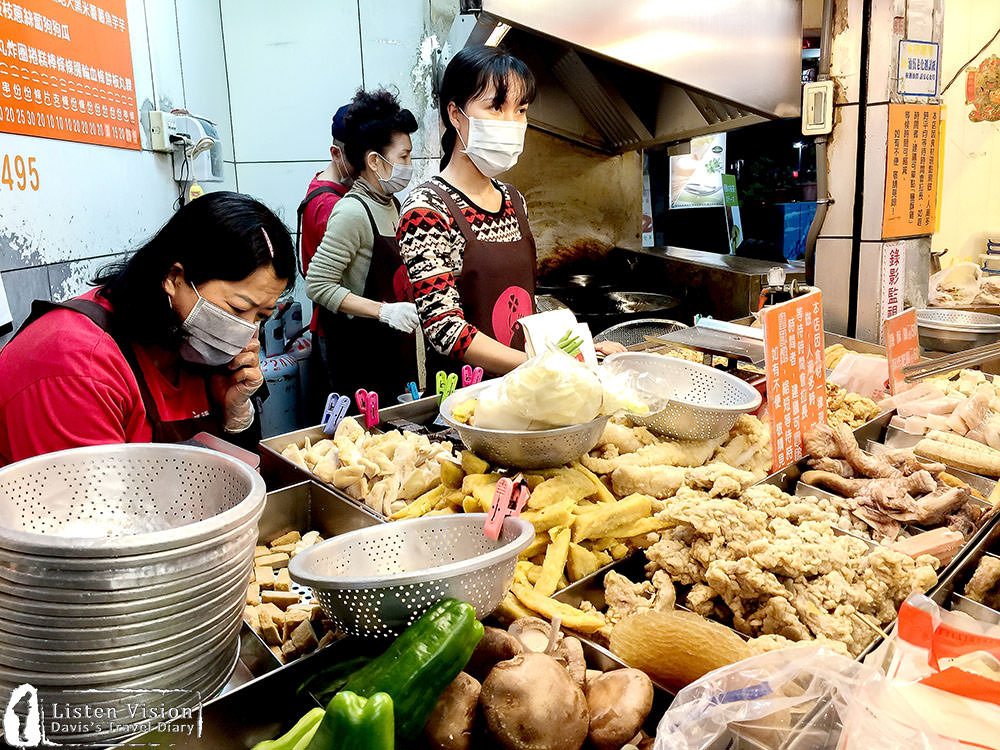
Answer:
(178, 283, 257, 366)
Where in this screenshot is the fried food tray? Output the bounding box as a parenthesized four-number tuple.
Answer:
(259, 395, 458, 515)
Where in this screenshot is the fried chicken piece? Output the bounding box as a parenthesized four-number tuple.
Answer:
(859, 549, 939, 624)
(596, 421, 646, 455)
(964, 556, 1000, 608)
(644, 536, 703, 586)
(685, 583, 717, 617)
(649, 570, 677, 610)
(753, 596, 812, 641)
(611, 464, 687, 498)
(712, 414, 772, 478)
(603, 571, 658, 626)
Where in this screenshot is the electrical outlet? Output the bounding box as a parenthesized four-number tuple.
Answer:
(149, 110, 179, 152)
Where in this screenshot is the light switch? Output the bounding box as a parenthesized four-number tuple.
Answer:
(802, 81, 835, 135)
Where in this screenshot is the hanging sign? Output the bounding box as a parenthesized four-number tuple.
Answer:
(761, 290, 827, 472)
(897, 40, 940, 97)
(0, 0, 139, 149)
(885, 308, 919, 395)
(882, 104, 940, 238)
(669, 133, 726, 209)
(879, 240, 906, 340)
(722, 174, 743, 253)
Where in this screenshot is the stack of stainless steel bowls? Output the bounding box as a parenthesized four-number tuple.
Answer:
(0, 444, 265, 745)
(916, 308, 1000, 352)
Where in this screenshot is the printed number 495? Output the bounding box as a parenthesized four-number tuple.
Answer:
(1, 155, 40, 191)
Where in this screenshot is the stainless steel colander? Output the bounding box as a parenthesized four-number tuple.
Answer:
(439, 383, 609, 468)
(603, 352, 762, 439)
(0, 443, 265, 556)
(290, 514, 534, 638)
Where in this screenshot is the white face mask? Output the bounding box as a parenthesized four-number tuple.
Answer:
(178, 282, 257, 366)
(373, 152, 413, 194)
(456, 108, 527, 177)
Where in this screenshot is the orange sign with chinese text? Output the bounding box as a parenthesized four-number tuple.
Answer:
(762, 290, 827, 472)
(882, 104, 940, 238)
(0, 0, 139, 149)
(885, 308, 919, 395)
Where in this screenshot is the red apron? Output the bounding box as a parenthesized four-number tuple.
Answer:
(14, 299, 221, 442)
(311, 194, 417, 406)
(424, 181, 537, 375)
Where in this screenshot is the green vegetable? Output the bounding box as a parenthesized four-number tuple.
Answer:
(339, 599, 484, 739)
(306, 691, 394, 750)
(251, 707, 324, 750)
(298, 655, 372, 703)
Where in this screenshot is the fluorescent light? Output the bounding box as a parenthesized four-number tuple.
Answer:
(485, 22, 510, 47)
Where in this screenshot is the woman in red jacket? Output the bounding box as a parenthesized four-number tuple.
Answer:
(0, 192, 295, 466)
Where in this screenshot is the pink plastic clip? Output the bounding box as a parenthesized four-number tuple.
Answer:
(484, 473, 530, 540)
(354, 389, 380, 430)
(462, 365, 485, 388)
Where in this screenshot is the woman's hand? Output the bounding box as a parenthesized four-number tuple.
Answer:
(209, 334, 264, 431)
(595, 341, 627, 357)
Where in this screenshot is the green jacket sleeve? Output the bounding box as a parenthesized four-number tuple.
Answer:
(305, 198, 374, 313)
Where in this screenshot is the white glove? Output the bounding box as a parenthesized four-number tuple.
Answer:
(378, 302, 420, 333)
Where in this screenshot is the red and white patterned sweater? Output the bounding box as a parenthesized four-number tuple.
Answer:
(397, 176, 529, 358)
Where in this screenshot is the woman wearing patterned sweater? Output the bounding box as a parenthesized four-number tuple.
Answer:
(398, 46, 623, 376)
(306, 89, 419, 402)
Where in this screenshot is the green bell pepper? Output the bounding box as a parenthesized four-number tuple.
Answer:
(306, 691, 394, 750)
(251, 707, 324, 750)
(339, 598, 484, 740)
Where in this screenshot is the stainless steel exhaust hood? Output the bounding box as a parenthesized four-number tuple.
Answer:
(454, 0, 803, 153)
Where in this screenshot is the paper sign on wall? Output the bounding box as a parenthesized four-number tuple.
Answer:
(882, 104, 940, 238)
(885, 308, 919, 395)
(761, 290, 827, 472)
(0, 0, 139, 149)
(669, 133, 726, 209)
(897, 40, 940, 97)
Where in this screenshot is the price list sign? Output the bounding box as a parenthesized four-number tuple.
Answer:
(0, 0, 139, 149)
(885, 308, 919, 395)
(761, 290, 827, 472)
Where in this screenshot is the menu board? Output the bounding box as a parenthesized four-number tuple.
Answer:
(0, 0, 139, 149)
(761, 290, 827, 472)
(885, 308, 919, 395)
(882, 104, 940, 238)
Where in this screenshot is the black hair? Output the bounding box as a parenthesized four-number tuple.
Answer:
(342, 88, 418, 172)
(93, 191, 295, 349)
(438, 45, 536, 170)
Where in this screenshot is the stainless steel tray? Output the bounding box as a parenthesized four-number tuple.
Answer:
(111, 625, 669, 749)
(259, 395, 446, 489)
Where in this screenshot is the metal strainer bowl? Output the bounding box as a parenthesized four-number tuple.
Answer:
(439, 383, 609, 468)
(289, 514, 534, 638)
(0, 443, 266, 556)
(603, 352, 761, 439)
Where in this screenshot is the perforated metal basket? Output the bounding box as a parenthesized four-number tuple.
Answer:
(917, 308, 1000, 351)
(439, 383, 609, 468)
(289, 514, 534, 638)
(593, 318, 688, 347)
(603, 352, 762, 439)
(0, 443, 266, 557)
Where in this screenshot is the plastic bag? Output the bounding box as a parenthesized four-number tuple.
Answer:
(653, 646, 880, 750)
(828, 352, 889, 402)
(858, 593, 1000, 749)
(655, 598, 1000, 750)
(929, 262, 981, 306)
